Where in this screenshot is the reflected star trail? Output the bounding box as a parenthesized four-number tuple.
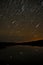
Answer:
(0, 0, 43, 42)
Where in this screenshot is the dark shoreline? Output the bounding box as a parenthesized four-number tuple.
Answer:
(0, 40, 43, 46)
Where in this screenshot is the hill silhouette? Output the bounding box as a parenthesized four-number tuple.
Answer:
(0, 40, 43, 49)
(16, 40, 43, 46)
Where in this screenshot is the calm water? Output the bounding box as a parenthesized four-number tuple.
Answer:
(0, 46, 43, 62)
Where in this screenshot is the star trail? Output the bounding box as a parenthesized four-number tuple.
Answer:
(0, 0, 43, 42)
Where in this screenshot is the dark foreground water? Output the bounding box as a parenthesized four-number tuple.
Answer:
(0, 45, 43, 64)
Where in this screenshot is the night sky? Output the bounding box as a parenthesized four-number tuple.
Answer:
(0, 0, 43, 42)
